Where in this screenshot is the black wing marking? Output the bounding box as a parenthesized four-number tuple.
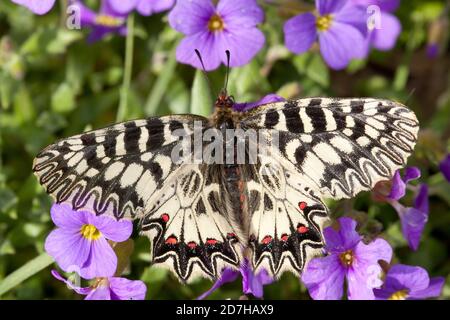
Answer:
(241, 98, 419, 199)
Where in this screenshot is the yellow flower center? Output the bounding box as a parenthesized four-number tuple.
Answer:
(95, 15, 124, 28)
(316, 15, 333, 32)
(339, 250, 354, 267)
(208, 14, 225, 32)
(388, 290, 409, 300)
(80, 224, 101, 240)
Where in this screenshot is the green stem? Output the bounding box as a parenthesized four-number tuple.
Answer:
(59, 0, 68, 28)
(117, 14, 135, 122)
(0, 253, 54, 297)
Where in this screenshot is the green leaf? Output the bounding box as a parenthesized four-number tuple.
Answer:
(144, 51, 177, 116)
(293, 53, 329, 88)
(0, 252, 54, 297)
(0, 187, 18, 213)
(190, 69, 212, 117)
(51, 83, 76, 113)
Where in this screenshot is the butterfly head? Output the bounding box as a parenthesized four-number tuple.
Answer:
(215, 90, 234, 109)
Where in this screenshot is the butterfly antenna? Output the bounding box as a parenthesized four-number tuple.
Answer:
(223, 50, 231, 95)
(194, 49, 214, 96)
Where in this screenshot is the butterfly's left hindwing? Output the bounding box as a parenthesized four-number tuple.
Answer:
(140, 165, 243, 282)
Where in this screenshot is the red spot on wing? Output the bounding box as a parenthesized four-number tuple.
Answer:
(227, 233, 236, 239)
(165, 236, 177, 245)
(297, 225, 308, 234)
(187, 241, 197, 249)
(161, 214, 170, 223)
(281, 234, 289, 242)
(262, 235, 273, 245)
(206, 238, 218, 246)
(298, 202, 307, 210)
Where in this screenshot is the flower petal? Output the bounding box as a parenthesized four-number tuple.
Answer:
(319, 22, 366, 70)
(85, 285, 112, 300)
(45, 229, 90, 272)
(51, 270, 92, 295)
(168, 0, 214, 35)
(136, 0, 175, 16)
(439, 154, 450, 182)
(108, 0, 138, 14)
(284, 13, 317, 55)
(324, 217, 362, 253)
(216, 27, 265, 67)
(176, 32, 222, 71)
(87, 214, 133, 243)
(242, 264, 273, 298)
(414, 184, 429, 214)
(12, 0, 56, 15)
(387, 170, 406, 200)
(197, 268, 240, 300)
(302, 254, 345, 300)
(354, 238, 393, 266)
(50, 204, 85, 231)
(79, 237, 117, 279)
(109, 277, 147, 300)
(409, 277, 445, 299)
(388, 167, 420, 200)
(347, 239, 392, 300)
(400, 207, 428, 251)
(316, 0, 347, 15)
(383, 264, 431, 293)
(218, 0, 264, 27)
(72, 1, 97, 27)
(370, 12, 401, 51)
(233, 94, 285, 112)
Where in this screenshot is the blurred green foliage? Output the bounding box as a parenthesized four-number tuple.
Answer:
(0, 0, 450, 299)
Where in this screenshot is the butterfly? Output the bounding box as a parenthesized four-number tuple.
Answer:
(33, 89, 419, 283)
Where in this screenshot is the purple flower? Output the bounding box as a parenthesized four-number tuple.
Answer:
(45, 204, 133, 279)
(439, 154, 450, 182)
(302, 217, 392, 300)
(390, 184, 429, 251)
(52, 270, 147, 300)
(107, 0, 174, 16)
(284, 0, 367, 70)
(374, 264, 445, 300)
(233, 94, 285, 112)
(387, 167, 421, 201)
(351, 0, 402, 51)
(11, 0, 56, 15)
(382, 167, 429, 251)
(168, 0, 265, 71)
(73, 0, 128, 43)
(427, 43, 440, 59)
(198, 260, 273, 299)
